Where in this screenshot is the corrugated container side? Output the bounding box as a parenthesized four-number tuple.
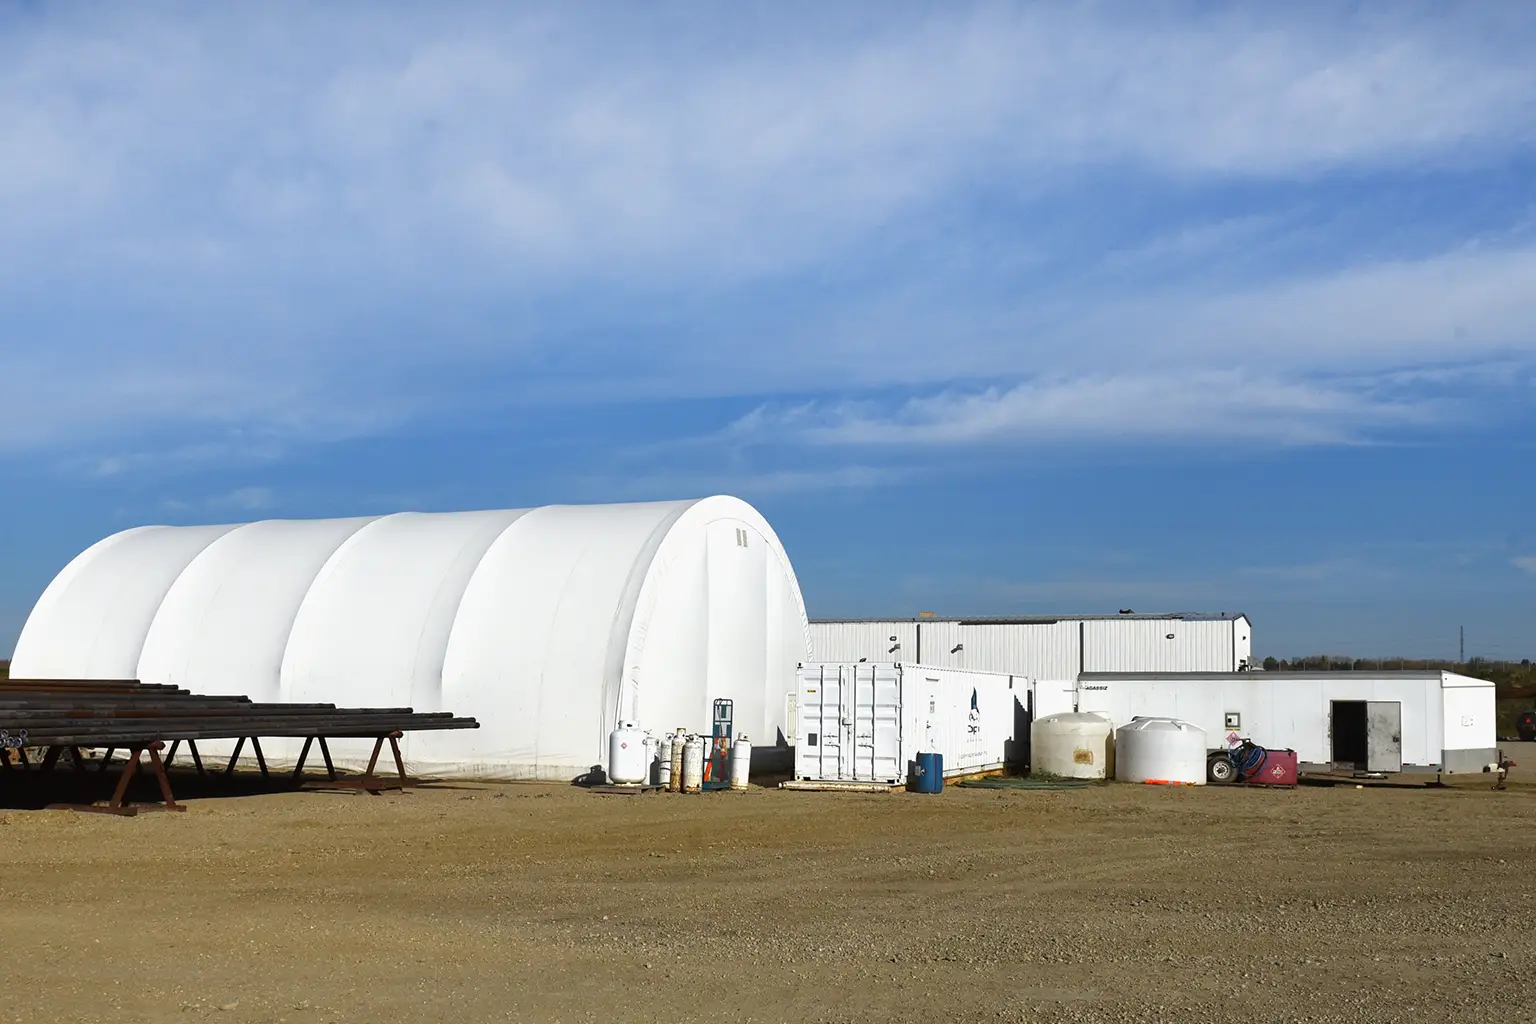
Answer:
(794, 662, 1019, 783)
(906, 664, 1017, 777)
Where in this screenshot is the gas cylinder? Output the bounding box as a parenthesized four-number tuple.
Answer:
(607, 722, 648, 785)
(729, 734, 752, 790)
(668, 728, 686, 792)
(655, 734, 674, 788)
(681, 734, 704, 793)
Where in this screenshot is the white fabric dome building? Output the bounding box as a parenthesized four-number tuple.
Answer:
(10, 496, 811, 779)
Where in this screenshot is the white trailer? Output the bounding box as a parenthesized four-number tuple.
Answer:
(794, 662, 1027, 785)
(1073, 671, 1498, 777)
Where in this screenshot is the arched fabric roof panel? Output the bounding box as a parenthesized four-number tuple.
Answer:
(280, 509, 531, 713)
(12, 497, 812, 779)
(621, 496, 811, 749)
(136, 517, 382, 702)
(10, 523, 240, 680)
(428, 501, 694, 775)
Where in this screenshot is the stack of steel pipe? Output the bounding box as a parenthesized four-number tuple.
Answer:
(0, 678, 479, 747)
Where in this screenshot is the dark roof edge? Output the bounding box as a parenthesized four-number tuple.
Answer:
(810, 612, 1250, 625)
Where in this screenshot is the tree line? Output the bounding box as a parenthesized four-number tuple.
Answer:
(1260, 656, 1533, 693)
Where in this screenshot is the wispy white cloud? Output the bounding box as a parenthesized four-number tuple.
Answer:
(4, 5, 1531, 265)
(0, 4, 1533, 461)
(726, 369, 1447, 449)
(579, 464, 912, 503)
(1514, 556, 1536, 576)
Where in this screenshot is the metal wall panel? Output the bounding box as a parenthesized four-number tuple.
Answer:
(915, 620, 1081, 679)
(807, 622, 919, 664)
(1082, 618, 1243, 673)
(811, 616, 1249, 681)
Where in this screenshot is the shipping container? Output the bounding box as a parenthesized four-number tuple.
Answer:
(1074, 670, 1497, 776)
(809, 614, 1251, 680)
(794, 662, 1026, 785)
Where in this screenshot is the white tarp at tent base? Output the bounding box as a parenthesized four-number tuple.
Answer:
(10, 496, 811, 779)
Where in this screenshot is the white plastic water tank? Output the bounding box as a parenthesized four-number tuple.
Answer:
(1114, 717, 1207, 785)
(1030, 712, 1114, 780)
(608, 722, 649, 785)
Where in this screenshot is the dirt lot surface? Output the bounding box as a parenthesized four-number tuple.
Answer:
(3, 748, 1535, 1024)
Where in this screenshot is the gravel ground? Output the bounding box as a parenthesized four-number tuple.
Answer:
(2, 749, 1534, 1024)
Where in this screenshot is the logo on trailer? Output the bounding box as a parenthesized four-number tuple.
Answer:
(967, 687, 980, 735)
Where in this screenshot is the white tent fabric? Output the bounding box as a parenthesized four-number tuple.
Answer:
(10, 496, 811, 779)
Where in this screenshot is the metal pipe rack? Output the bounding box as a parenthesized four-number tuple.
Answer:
(0, 678, 479, 815)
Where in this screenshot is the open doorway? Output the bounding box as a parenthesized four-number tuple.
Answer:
(1330, 700, 1402, 772)
(1331, 701, 1368, 768)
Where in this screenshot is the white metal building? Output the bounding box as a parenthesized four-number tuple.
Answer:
(809, 614, 1252, 679)
(1075, 671, 1497, 775)
(10, 496, 811, 779)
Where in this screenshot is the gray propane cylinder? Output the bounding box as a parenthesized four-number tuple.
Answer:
(668, 728, 686, 792)
(656, 733, 674, 788)
(681, 734, 704, 793)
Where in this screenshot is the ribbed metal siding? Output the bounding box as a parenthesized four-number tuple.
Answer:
(915, 620, 1080, 679)
(1081, 618, 1241, 672)
(812, 616, 1250, 678)
(808, 621, 919, 664)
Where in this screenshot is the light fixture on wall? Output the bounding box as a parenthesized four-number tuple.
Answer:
(950, 644, 963, 654)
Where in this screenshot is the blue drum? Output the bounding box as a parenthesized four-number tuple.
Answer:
(909, 751, 944, 793)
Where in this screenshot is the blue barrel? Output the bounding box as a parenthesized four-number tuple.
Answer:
(909, 751, 944, 793)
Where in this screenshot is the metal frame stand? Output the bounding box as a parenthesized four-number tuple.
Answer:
(43, 742, 187, 816)
(297, 732, 416, 794)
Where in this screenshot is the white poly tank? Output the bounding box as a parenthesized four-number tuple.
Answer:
(729, 734, 752, 790)
(608, 722, 649, 785)
(1030, 712, 1114, 780)
(682, 734, 705, 793)
(656, 734, 674, 787)
(1114, 717, 1207, 785)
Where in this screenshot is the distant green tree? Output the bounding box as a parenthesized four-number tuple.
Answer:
(1262, 656, 1279, 671)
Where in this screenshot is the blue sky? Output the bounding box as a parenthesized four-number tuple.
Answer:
(2, 2, 1534, 661)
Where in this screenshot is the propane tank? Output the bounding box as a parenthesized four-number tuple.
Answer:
(668, 728, 686, 792)
(607, 722, 648, 785)
(682, 734, 705, 793)
(729, 734, 752, 790)
(655, 733, 674, 788)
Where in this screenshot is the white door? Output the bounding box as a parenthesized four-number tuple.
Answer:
(845, 663, 903, 782)
(1366, 701, 1402, 773)
(798, 666, 845, 780)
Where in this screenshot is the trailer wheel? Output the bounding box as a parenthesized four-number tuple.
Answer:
(1207, 754, 1237, 785)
